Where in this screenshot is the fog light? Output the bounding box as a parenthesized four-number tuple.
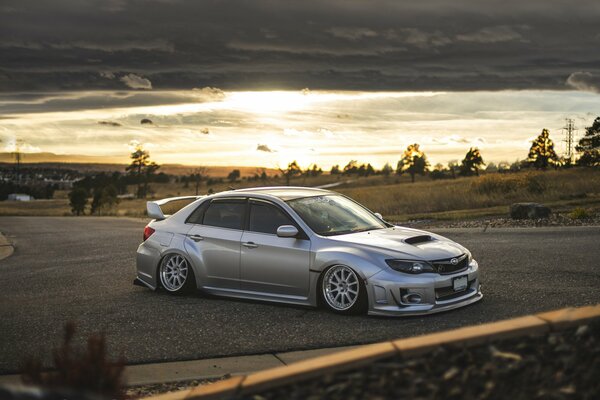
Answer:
(402, 293, 422, 304)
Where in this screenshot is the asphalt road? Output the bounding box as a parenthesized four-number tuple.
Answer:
(1, 216, 599, 374)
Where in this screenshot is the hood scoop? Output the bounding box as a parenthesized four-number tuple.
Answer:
(404, 235, 433, 245)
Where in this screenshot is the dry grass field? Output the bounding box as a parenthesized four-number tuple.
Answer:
(337, 169, 600, 220)
(1, 169, 598, 221)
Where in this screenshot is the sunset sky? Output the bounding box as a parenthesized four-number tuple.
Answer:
(1, 0, 599, 168)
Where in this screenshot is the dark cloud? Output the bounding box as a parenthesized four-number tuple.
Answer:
(566, 72, 600, 93)
(97, 120, 121, 127)
(1, 0, 599, 91)
(257, 144, 275, 152)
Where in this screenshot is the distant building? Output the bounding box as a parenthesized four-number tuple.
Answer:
(7, 193, 34, 201)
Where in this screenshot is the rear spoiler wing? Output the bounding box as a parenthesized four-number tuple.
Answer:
(146, 195, 204, 220)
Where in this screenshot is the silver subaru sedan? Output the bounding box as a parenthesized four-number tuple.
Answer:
(135, 187, 482, 316)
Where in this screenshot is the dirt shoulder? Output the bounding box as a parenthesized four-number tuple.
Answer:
(0, 232, 14, 260)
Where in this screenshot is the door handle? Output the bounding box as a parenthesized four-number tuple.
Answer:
(242, 241, 258, 249)
(188, 234, 204, 242)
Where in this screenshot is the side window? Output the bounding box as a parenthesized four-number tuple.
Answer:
(186, 201, 210, 224)
(249, 202, 294, 235)
(203, 201, 245, 230)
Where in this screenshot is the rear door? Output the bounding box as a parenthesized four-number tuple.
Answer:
(184, 198, 246, 290)
(239, 199, 311, 297)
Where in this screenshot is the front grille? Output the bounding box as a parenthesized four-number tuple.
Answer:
(436, 279, 475, 301)
(431, 254, 469, 274)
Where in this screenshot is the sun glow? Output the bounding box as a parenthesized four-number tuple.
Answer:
(224, 91, 314, 113)
(0, 89, 598, 169)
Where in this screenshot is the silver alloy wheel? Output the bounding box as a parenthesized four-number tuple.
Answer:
(322, 265, 360, 311)
(160, 254, 188, 291)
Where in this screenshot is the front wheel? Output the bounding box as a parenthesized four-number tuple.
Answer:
(159, 254, 195, 294)
(320, 265, 367, 315)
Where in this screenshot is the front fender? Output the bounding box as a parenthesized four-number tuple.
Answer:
(313, 245, 386, 280)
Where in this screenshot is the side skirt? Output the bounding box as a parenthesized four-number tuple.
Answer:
(133, 277, 156, 290)
(201, 286, 313, 307)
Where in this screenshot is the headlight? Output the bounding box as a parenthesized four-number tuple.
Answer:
(386, 259, 435, 274)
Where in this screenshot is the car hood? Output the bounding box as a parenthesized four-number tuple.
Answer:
(327, 226, 466, 261)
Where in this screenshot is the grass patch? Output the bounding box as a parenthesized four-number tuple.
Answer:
(569, 207, 593, 220)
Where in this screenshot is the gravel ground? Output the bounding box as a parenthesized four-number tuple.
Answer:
(239, 320, 600, 400)
(401, 214, 600, 229)
(125, 377, 221, 398)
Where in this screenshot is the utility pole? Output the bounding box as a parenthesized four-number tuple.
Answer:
(562, 118, 576, 164)
(13, 138, 23, 184)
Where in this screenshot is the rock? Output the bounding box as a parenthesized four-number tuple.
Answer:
(509, 203, 551, 219)
(575, 325, 589, 337)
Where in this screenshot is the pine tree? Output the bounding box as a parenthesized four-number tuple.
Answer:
(381, 163, 393, 176)
(527, 129, 559, 169)
(68, 187, 88, 216)
(126, 144, 160, 198)
(576, 117, 600, 166)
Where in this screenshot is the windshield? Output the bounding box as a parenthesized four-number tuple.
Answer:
(287, 195, 387, 236)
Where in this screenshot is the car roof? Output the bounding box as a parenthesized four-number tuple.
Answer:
(217, 186, 334, 201)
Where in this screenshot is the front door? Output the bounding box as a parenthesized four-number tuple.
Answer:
(240, 200, 311, 297)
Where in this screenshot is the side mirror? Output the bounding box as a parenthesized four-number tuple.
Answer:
(277, 225, 299, 238)
(374, 212, 383, 220)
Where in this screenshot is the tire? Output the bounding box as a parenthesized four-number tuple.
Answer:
(320, 265, 368, 315)
(158, 254, 196, 294)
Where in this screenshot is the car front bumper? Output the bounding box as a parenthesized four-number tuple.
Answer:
(365, 261, 482, 316)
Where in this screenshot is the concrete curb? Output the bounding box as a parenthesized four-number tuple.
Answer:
(0, 346, 360, 388)
(0, 232, 14, 261)
(143, 304, 600, 400)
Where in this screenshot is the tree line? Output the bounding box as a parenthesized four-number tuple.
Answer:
(68, 144, 168, 215)
(67, 117, 600, 215)
(331, 117, 600, 182)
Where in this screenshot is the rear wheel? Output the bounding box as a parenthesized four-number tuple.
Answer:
(159, 254, 195, 294)
(320, 265, 367, 315)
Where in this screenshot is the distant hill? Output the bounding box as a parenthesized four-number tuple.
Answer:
(0, 152, 277, 177)
(0, 152, 124, 164)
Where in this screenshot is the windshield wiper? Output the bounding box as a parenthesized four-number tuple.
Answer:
(323, 227, 382, 236)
